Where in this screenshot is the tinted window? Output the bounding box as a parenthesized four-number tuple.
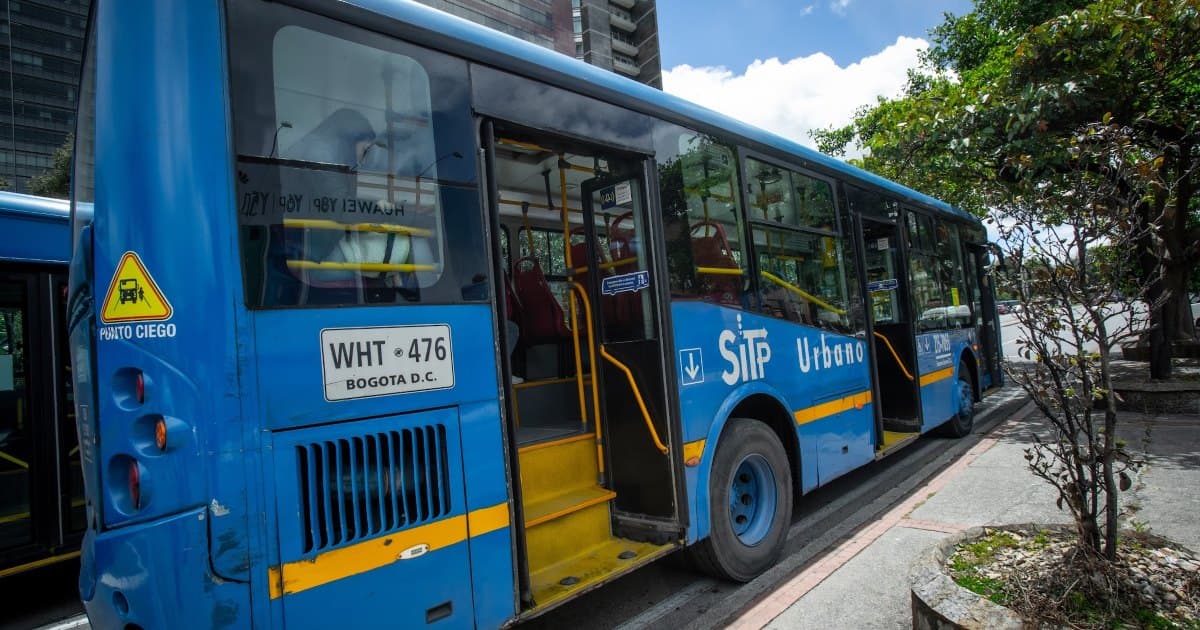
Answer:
(745, 158, 835, 229)
(656, 130, 749, 307)
(227, 0, 488, 308)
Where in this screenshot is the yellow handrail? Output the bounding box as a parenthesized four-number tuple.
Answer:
(872, 331, 915, 382)
(283, 219, 432, 237)
(760, 271, 847, 315)
(286, 260, 439, 273)
(696, 266, 745, 276)
(599, 346, 669, 455)
(499, 198, 584, 216)
(558, 157, 590, 435)
(569, 282, 605, 476)
(572, 256, 638, 274)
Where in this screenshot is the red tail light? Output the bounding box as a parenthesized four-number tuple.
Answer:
(128, 459, 141, 510)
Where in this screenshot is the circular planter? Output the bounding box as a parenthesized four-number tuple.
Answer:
(909, 526, 1025, 630)
(910, 524, 1197, 629)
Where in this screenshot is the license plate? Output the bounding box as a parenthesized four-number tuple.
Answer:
(320, 325, 454, 401)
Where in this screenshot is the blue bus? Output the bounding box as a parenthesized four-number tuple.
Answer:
(68, 2, 1002, 628)
(0, 191, 86, 578)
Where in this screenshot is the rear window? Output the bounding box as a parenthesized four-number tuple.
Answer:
(227, 0, 488, 307)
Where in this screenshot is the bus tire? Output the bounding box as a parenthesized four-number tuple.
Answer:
(689, 418, 792, 582)
(942, 365, 975, 438)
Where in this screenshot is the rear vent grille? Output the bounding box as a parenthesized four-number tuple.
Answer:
(296, 425, 451, 554)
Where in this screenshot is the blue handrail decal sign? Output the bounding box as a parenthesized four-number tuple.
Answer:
(867, 278, 898, 292)
(601, 270, 649, 295)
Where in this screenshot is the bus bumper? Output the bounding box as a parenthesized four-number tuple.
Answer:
(80, 507, 250, 629)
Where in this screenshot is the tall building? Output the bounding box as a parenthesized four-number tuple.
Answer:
(0, 0, 90, 194)
(414, 0, 662, 88)
(572, 0, 661, 88)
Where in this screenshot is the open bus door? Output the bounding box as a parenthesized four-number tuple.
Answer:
(484, 122, 682, 615)
(855, 215, 922, 455)
(0, 271, 83, 577)
(966, 243, 1002, 389)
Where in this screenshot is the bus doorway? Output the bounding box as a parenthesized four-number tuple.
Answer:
(858, 217, 921, 452)
(966, 244, 1002, 389)
(485, 125, 681, 613)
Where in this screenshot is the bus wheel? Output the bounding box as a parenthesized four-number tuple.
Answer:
(943, 366, 975, 438)
(690, 418, 792, 582)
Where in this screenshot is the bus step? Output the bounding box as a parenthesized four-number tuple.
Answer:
(524, 485, 616, 528)
(527, 535, 674, 614)
(876, 430, 919, 458)
(518, 433, 601, 502)
(882, 416, 921, 432)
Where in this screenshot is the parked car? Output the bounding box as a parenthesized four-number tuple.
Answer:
(997, 299, 1020, 314)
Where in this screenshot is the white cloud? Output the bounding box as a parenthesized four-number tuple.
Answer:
(829, 0, 853, 15)
(662, 36, 928, 159)
(800, 5, 815, 16)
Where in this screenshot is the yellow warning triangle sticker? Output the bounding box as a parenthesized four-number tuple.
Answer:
(100, 251, 173, 324)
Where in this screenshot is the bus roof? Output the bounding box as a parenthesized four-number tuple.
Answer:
(0, 191, 70, 265)
(345, 0, 979, 225)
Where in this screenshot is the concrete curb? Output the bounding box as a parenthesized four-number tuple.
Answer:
(909, 526, 1025, 630)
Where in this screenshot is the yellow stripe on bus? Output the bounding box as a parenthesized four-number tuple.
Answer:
(0, 551, 80, 579)
(467, 502, 510, 537)
(919, 366, 955, 387)
(794, 390, 872, 426)
(269, 502, 509, 599)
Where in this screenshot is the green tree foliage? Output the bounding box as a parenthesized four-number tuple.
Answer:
(27, 135, 72, 199)
(813, 0, 1200, 376)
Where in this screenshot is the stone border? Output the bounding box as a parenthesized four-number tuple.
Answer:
(911, 524, 1196, 629)
(909, 526, 1025, 630)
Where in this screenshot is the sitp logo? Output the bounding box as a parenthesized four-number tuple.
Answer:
(719, 314, 771, 385)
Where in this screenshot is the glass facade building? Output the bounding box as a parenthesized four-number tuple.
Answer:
(0, 0, 90, 193)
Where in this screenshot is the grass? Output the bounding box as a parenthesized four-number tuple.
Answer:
(947, 529, 1199, 629)
(949, 530, 1022, 606)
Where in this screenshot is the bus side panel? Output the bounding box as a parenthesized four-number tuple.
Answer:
(670, 302, 872, 544)
(82, 0, 254, 622)
(269, 408, 478, 629)
(459, 399, 517, 629)
(916, 329, 977, 431)
(82, 507, 250, 630)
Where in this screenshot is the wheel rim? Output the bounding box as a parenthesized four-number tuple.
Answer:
(728, 453, 777, 546)
(957, 378, 974, 420)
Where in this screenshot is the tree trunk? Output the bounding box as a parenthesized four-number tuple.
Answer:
(1140, 226, 1172, 380)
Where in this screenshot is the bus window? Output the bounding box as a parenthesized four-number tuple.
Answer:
(657, 132, 748, 306)
(752, 226, 853, 333)
(937, 222, 971, 328)
(906, 209, 950, 331)
(0, 280, 31, 549)
(229, 9, 486, 307)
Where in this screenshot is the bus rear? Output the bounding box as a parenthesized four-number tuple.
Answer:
(70, 2, 513, 628)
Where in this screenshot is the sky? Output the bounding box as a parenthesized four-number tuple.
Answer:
(657, 0, 975, 153)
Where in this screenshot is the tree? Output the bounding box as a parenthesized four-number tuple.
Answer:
(998, 122, 1162, 565)
(27, 134, 72, 199)
(814, 0, 1200, 378)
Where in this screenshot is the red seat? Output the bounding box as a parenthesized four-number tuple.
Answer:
(690, 220, 742, 305)
(512, 256, 570, 342)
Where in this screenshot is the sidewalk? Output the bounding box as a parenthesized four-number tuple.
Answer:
(733, 401, 1200, 629)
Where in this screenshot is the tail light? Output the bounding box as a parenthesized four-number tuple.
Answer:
(128, 459, 141, 510)
(154, 417, 168, 451)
